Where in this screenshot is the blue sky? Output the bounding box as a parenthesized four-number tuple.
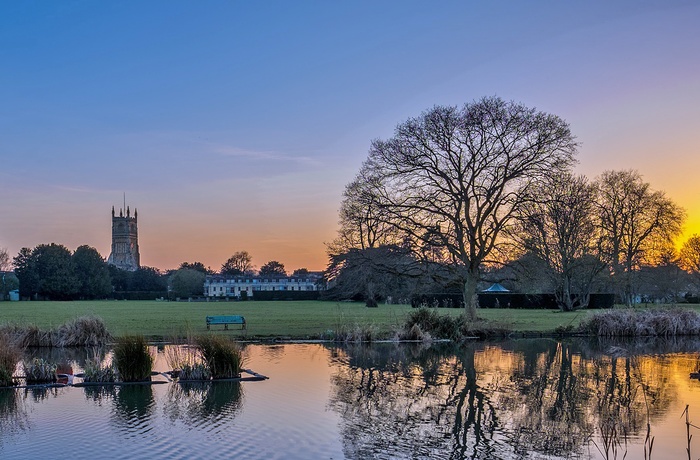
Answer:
(1, 1, 699, 271)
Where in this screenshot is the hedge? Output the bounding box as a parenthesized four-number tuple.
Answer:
(411, 292, 615, 309)
(252, 291, 320, 301)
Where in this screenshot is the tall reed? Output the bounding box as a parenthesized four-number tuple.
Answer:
(112, 335, 153, 382)
(0, 339, 21, 387)
(195, 336, 245, 379)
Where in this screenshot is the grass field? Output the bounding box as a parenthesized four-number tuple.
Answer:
(0, 299, 615, 339)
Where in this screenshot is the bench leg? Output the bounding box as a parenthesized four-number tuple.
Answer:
(224, 324, 228, 330)
(207, 324, 210, 330)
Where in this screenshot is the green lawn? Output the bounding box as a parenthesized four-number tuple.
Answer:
(1, 300, 694, 339)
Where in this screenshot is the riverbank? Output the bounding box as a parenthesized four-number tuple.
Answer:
(3, 299, 697, 340)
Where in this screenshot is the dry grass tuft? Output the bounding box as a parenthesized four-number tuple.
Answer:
(0, 339, 21, 387)
(0, 315, 111, 348)
(580, 308, 700, 337)
(54, 316, 111, 347)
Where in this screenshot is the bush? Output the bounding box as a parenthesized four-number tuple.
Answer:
(195, 336, 245, 379)
(113, 336, 153, 382)
(402, 307, 509, 340)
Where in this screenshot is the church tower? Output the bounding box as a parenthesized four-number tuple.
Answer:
(107, 203, 140, 271)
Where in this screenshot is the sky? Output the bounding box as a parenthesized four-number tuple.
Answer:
(1, 1, 699, 272)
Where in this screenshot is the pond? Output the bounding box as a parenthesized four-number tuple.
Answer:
(2, 338, 700, 459)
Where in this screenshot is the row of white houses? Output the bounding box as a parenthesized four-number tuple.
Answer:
(204, 274, 322, 298)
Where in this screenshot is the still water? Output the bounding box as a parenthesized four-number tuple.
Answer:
(2, 339, 700, 459)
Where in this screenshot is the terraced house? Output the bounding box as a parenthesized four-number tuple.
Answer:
(204, 273, 322, 299)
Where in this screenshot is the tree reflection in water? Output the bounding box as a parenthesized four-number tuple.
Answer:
(327, 339, 688, 459)
(0, 390, 29, 445)
(111, 385, 155, 432)
(164, 381, 243, 428)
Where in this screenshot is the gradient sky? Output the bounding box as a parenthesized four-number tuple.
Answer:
(1, 1, 699, 272)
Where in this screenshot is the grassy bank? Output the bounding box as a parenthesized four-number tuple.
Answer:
(3, 300, 699, 339)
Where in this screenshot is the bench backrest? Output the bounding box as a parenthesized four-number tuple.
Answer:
(206, 315, 246, 325)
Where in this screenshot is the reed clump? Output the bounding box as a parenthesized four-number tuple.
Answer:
(53, 316, 111, 347)
(23, 358, 57, 384)
(579, 308, 700, 337)
(112, 335, 153, 382)
(402, 308, 509, 341)
(0, 315, 111, 348)
(82, 352, 117, 383)
(195, 336, 245, 379)
(0, 340, 21, 387)
(333, 323, 379, 343)
(166, 342, 212, 381)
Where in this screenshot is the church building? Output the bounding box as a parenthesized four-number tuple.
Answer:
(107, 204, 140, 271)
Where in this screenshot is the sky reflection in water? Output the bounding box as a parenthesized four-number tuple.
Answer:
(2, 340, 700, 459)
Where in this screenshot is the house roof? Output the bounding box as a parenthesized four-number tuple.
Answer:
(483, 283, 509, 292)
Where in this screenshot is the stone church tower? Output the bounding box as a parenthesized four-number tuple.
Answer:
(107, 204, 140, 271)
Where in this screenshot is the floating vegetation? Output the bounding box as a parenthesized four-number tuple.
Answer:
(580, 308, 700, 337)
(195, 335, 245, 379)
(178, 363, 212, 381)
(82, 354, 117, 383)
(23, 358, 57, 384)
(112, 336, 153, 382)
(0, 315, 111, 348)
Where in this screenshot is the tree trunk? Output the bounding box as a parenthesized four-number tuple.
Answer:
(463, 272, 479, 321)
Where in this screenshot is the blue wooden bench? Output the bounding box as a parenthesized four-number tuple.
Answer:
(206, 315, 246, 331)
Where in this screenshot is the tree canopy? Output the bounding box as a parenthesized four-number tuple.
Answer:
(356, 96, 577, 318)
(259, 260, 287, 277)
(221, 251, 253, 276)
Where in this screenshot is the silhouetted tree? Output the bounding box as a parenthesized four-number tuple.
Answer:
(13, 243, 79, 300)
(359, 97, 577, 319)
(179, 261, 214, 274)
(595, 170, 685, 305)
(258, 260, 286, 277)
(129, 266, 167, 292)
(170, 268, 206, 298)
(511, 172, 608, 310)
(0, 247, 10, 272)
(221, 251, 253, 276)
(72, 245, 112, 299)
(680, 234, 700, 280)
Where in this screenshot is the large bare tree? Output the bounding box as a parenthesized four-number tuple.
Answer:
(595, 170, 685, 305)
(327, 167, 399, 255)
(680, 234, 700, 274)
(363, 97, 577, 319)
(511, 173, 608, 311)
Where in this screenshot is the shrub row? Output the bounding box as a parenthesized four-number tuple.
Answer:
(252, 290, 320, 301)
